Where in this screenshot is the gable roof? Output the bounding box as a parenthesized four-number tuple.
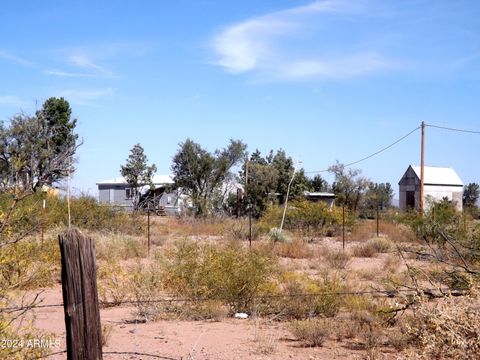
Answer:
(410, 166, 463, 186)
(96, 174, 174, 186)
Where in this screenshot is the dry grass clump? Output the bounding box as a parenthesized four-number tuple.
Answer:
(350, 219, 417, 243)
(353, 238, 391, 258)
(353, 243, 378, 258)
(274, 238, 313, 259)
(94, 233, 146, 260)
(129, 261, 165, 321)
(163, 217, 228, 237)
(289, 318, 330, 347)
(400, 291, 480, 359)
(383, 253, 401, 273)
(322, 248, 351, 269)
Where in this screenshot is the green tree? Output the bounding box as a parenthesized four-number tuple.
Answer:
(243, 152, 279, 217)
(309, 175, 330, 192)
(329, 161, 369, 213)
(120, 143, 157, 209)
(172, 138, 246, 216)
(463, 183, 479, 208)
(364, 182, 393, 210)
(0, 97, 79, 192)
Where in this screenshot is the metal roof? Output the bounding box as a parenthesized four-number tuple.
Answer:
(411, 166, 463, 186)
(304, 191, 336, 197)
(96, 174, 174, 186)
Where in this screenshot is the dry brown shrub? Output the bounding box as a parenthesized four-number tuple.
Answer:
(289, 318, 330, 347)
(274, 238, 313, 259)
(353, 243, 378, 258)
(94, 232, 146, 260)
(351, 311, 383, 351)
(162, 217, 228, 237)
(350, 220, 417, 243)
(382, 253, 401, 273)
(323, 248, 351, 269)
(400, 290, 480, 359)
(353, 237, 391, 258)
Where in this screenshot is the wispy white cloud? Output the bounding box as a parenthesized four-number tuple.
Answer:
(43, 69, 98, 78)
(0, 95, 26, 108)
(0, 50, 33, 67)
(210, 0, 400, 81)
(66, 53, 113, 76)
(57, 88, 115, 106)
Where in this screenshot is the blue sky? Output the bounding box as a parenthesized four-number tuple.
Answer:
(1, 0, 479, 196)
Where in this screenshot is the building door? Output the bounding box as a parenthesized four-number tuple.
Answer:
(406, 191, 415, 209)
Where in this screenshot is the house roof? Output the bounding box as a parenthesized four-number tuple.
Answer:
(410, 166, 463, 186)
(96, 174, 174, 186)
(304, 191, 336, 198)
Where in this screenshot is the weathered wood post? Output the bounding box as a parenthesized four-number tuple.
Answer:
(59, 228, 103, 360)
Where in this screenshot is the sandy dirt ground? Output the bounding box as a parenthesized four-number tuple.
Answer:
(25, 285, 400, 360)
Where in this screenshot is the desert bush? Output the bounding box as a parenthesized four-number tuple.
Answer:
(161, 240, 277, 313)
(268, 227, 291, 243)
(0, 315, 54, 359)
(260, 201, 353, 236)
(401, 291, 480, 359)
(352, 238, 390, 258)
(323, 248, 351, 269)
(289, 318, 330, 347)
(353, 242, 378, 258)
(274, 272, 345, 319)
(94, 233, 145, 261)
(164, 216, 227, 237)
(97, 260, 132, 307)
(129, 261, 164, 321)
(41, 194, 145, 235)
(274, 238, 312, 258)
(351, 310, 383, 351)
(226, 219, 261, 241)
(0, 236, 60, 290)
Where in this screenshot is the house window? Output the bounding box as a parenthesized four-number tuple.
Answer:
(126, 188, 133, 199)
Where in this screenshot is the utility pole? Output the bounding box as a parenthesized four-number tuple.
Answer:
(420, 121, 425, 214)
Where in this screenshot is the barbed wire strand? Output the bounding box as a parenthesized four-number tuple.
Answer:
(2, 287, 466, 313)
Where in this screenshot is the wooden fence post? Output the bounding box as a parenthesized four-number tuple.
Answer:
(59, 228, 103, 360)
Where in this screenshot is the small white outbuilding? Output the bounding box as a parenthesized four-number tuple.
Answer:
(398, 165, 464, 211)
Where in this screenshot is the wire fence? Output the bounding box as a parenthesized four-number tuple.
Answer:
(2, 286, 468, 313)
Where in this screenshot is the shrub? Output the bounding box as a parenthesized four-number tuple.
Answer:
(0, 236, 60, 290)
(161, 240, 277, 313)
(289, 318, 329, 347)
(268, 227, 291, 243)
(352, 242, 378, 258)
(94, 233, 145, 261)
(260, 201, 353, 236)
(97, 260, 132, 307)
(323, 248, 351, 269)
(274, 238, 312, 258)
(402, 291, 480, 359)
(129, 261, 164, 321)
(274, 272, 344, 319)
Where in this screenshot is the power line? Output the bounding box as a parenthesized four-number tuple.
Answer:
(304, 125, 421, 174)
(426, 123, 480, 134)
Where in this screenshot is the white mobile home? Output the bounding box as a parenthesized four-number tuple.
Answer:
(96, 174, 182, 215)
